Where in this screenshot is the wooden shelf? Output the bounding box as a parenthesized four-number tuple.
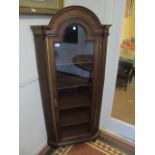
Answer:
(60, 107, 90, 127)
(58, 86, 92, 110)
(62, 133, 90, 142)
(61, 123, 90, 140)
(57, 71, 92, 90)
(56, 62, 93, 66)
(72, 54, 93, 72)
(72, 54, 93, 64)
(58, 94, 90, 110)
(56, 54, 94, 67)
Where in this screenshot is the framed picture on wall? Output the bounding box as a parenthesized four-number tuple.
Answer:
(19, 0, 64, 15)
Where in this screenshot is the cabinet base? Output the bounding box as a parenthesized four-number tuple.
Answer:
(48, 131, 99, 148)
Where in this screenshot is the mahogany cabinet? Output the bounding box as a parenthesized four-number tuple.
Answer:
(31, 6, 110, 147)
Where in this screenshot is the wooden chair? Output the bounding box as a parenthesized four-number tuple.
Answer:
(117, 60, 134, 90)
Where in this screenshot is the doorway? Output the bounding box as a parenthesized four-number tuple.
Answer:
(112, 0, 135, 125)
(100, 0, 135, 142)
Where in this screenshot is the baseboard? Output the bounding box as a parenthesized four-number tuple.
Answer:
(100, 129, 135, 150)
(31, 141, 47, 155)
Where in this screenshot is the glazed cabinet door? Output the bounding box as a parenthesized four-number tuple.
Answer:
(49, 25, 96, 142)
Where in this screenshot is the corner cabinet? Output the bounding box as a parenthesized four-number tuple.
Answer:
(31, 6, 110, 147)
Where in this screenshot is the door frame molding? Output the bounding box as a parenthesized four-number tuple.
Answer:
(99, 0, 135, 142)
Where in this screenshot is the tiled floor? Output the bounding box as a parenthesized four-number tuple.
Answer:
(39, 131, 135, 155)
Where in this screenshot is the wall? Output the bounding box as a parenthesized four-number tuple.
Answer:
(121, 0, 135, 41)
(19, 1, 114, 155)
(19, 15, 51, 155)
(121, 15, 135, 40)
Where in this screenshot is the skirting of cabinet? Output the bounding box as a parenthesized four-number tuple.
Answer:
(48, 131, 99, 147)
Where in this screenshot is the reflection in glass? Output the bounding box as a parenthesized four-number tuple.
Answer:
(112, 46, 135, 124)
(112, 58, 135, 124)
(54, 25, 94, 111)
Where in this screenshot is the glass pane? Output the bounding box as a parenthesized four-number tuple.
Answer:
(111, 0, 135, 125)
(54, 25, 94, 110)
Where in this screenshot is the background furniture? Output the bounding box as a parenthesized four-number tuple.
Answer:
(31, 6, 110, 147)
(117, 60, 134, 90)
(117, 39, 135, 90)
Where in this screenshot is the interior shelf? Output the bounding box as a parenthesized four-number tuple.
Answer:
(56, 62, 93, 66)
(58, 86, 92, 110)
(61, 123, 90, 140)
(56, 54, 94, 67)
(72, 54, 93, 72)
(57, 71, 92, 90)
(60, 107, 90, 127)
(58, 95, 90, 110)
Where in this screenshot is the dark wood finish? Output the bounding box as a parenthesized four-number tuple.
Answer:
(60, 107, 90, 127)
(57, 71, 92, 90)
(117, 60, 135, 90)
(72, 55, 93, 72)
(58, 94, 91, 110)
(31, 6, 110, 147)
(61, 123, 90, 140)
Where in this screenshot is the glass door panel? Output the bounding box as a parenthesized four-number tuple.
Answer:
(54, 25, 94, 138)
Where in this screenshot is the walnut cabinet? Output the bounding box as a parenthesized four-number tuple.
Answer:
(31, 6, 110, 147)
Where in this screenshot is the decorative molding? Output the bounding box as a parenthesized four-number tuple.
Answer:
(100, 0, 126, 125)
(100, 129, 135, 146)
(19, 72, 38, 88)
(100, 0, 135, 141)
(105, 117, 135, 141)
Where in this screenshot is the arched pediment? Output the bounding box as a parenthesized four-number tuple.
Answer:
(32, 6, 110, 38)
(45, 6, 104, 37)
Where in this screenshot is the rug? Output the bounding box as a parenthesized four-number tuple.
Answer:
(39, 132, 135, 155)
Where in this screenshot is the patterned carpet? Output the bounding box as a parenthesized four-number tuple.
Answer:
(39, 132, 135, 155)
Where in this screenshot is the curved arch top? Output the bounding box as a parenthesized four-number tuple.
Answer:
(31, 6, 111, 37)
(46, 6, 106, 37)
(49, 6, 102, 27)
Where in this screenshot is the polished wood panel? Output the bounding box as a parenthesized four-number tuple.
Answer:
(60, 107, 90, 127)
(61, 123, 90, 140)
(58, 94, 90, 110)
